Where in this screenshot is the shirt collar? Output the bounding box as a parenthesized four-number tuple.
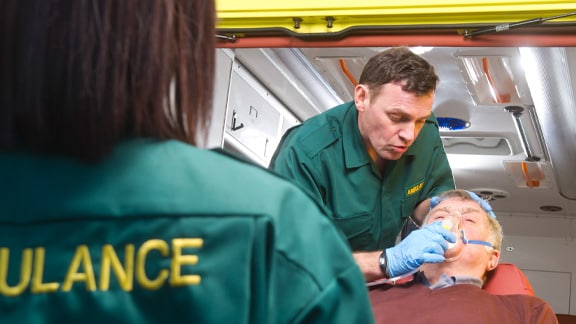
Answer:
(415, 271, 483, 289)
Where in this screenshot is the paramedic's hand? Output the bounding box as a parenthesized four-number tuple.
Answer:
(384, 221, 456, 277)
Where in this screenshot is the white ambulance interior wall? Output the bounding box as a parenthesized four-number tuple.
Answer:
(210, 48, 301, 165)
(204, 49, 234, 149)
(500, 216, 576, 315)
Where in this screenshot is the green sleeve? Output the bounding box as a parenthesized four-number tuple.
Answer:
(290, 266, 376, 324)
(272, 186, 375, 324)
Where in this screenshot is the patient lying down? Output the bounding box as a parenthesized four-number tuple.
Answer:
(369, 189, 558, 324)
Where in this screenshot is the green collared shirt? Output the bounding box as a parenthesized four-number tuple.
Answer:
(270, 101, 455, 251)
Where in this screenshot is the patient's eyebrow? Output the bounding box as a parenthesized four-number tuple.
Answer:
(430, 207, 452, 214)
(460, 207, 482, 215)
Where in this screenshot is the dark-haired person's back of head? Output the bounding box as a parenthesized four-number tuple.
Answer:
(0, 1, 374, 323)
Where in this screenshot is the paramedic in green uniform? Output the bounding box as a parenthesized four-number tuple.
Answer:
(270, 47, 456, 282)
(0, 1, 374, 323)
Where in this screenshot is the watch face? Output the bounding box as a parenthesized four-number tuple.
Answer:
(379, 253, 386, 265)
(378, 252, 389, 278)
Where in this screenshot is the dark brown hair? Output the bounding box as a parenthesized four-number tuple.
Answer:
(0, 0, 215, 162)
(358, 47, 438, 96)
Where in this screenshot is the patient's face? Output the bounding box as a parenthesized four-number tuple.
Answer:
(426, 198, 490, 241)
(426, 197, 494, 266)
(422, 196, 501, 281)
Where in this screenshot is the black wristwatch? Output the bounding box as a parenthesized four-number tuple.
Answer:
(378, 251, 391, 279)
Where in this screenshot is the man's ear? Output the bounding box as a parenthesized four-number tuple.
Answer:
(486, 249, 500, 272)
(354, 84, 369, 111)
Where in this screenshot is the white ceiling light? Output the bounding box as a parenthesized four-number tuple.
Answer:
(456, 55, 523, 106)
(409, 46, 434, 55)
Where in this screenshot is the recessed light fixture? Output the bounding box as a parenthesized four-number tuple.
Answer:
(469, 188, 510, 201)
(539, 205, 563, 212)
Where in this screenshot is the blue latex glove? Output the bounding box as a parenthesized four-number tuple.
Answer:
(430, 190, 496, 218)
(385, 221, 456, 277)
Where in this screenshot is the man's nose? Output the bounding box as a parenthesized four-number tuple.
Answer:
(398, 123, 417, 142)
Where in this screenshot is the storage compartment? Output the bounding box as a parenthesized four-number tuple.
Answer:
(224, 61, 299, 166)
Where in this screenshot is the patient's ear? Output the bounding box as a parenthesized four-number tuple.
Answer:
(487, 250, 500, 271)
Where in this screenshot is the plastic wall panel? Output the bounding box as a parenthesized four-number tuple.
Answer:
(224, 61, 297, 166)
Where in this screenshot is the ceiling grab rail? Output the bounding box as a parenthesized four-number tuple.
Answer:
(504, 105, 540, 162)
(505, 105, 543, 188)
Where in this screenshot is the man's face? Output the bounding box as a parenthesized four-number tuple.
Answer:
(355, 82, 434, 161)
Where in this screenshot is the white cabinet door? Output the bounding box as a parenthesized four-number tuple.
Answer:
(224, 61, 299, 166)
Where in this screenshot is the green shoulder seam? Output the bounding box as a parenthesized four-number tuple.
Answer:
(210, 147, 334, 218)
(298, 122, 340, 159)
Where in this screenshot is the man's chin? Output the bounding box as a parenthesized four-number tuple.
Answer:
(380, 152, 404, 161)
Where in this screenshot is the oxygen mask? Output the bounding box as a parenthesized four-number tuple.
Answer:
(439, 212, 465, 262)
(434, 210, 495, 262)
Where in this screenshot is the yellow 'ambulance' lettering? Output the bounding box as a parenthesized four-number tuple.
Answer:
(99, 244, 135, 291)
(136, 239, 169, 290)
(170, 238, 203, 286)
(31, 247, 59, 293)
(407, 182, 424, 196)
(62, 245, 97, 291)
(0, 238, 203, 297)
(0, 248, 32, 296)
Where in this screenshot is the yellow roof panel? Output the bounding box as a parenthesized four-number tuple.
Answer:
(216, 0, 576, 34)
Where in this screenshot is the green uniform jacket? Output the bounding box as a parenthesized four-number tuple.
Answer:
(270, 102, 455, 251)
(0, 139, 374, 324)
